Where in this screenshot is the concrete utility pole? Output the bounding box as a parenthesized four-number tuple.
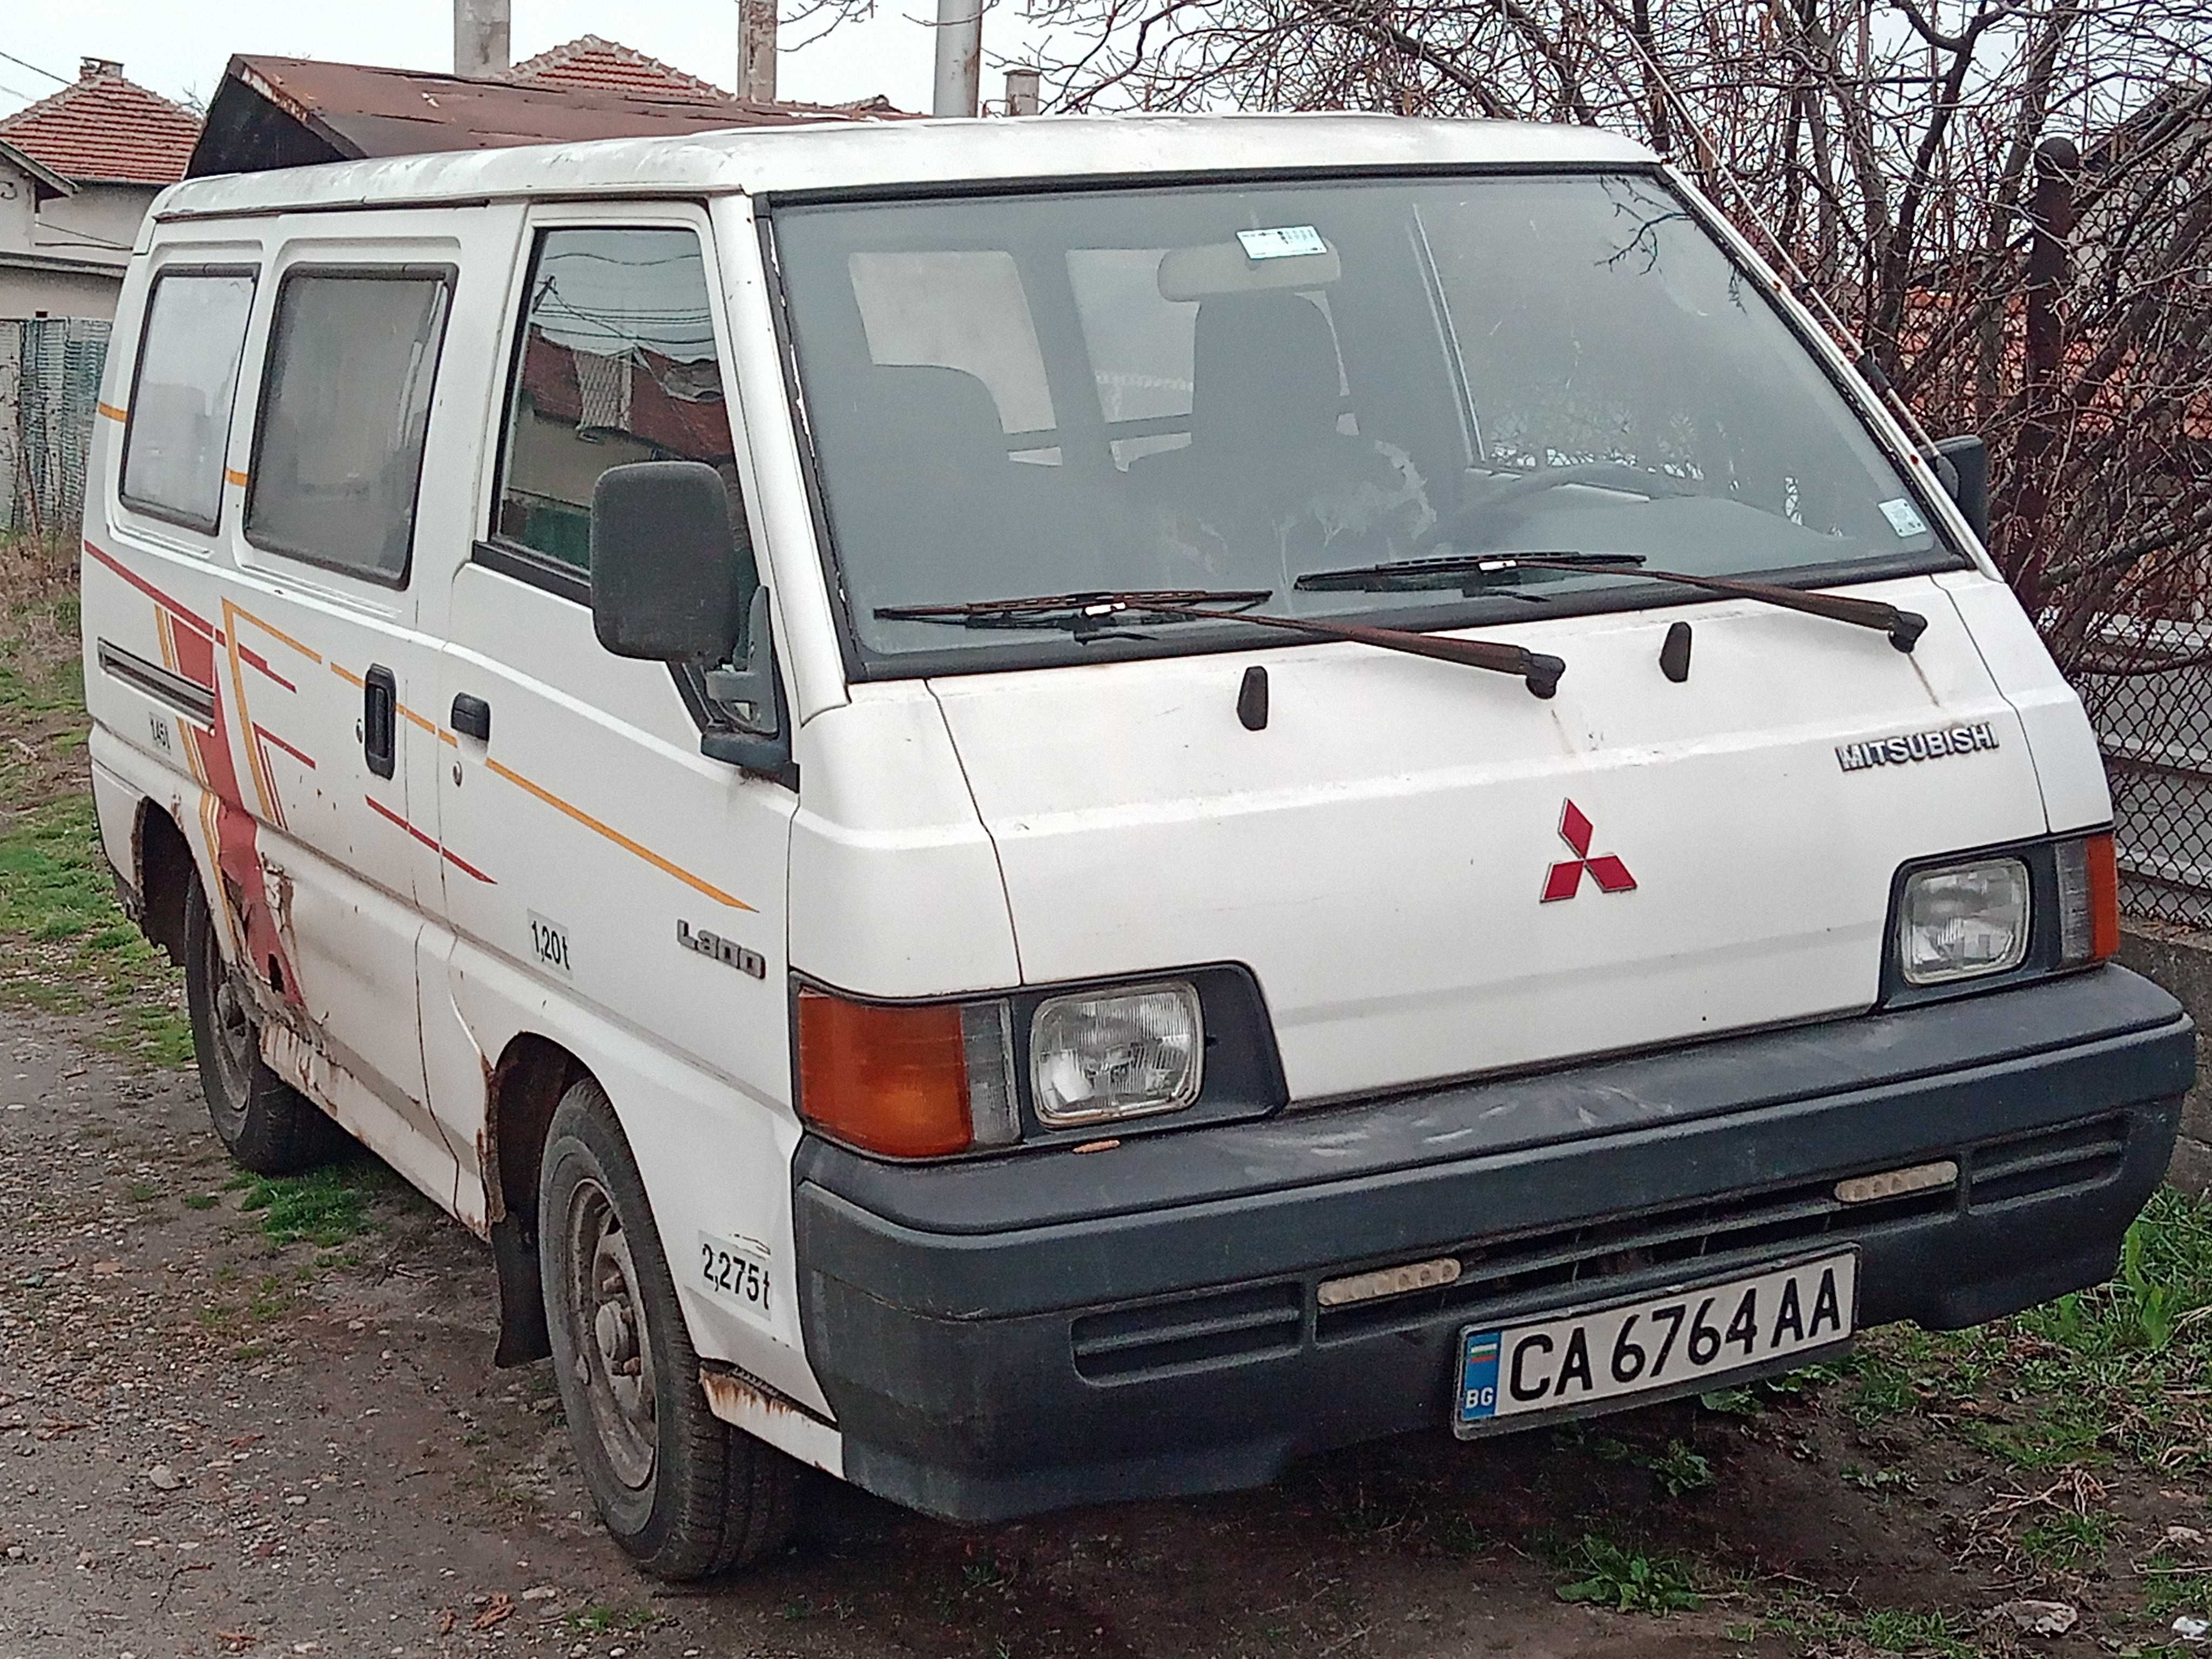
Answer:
(932, 0, 982, 116)
(454, 0, 511, 77)
(1004, 66, 1040, 115)
(738, 0, 777, 102)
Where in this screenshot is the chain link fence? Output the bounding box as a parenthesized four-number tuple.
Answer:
(2078, 625, 2212, 929)
(1, 316, 112, 541)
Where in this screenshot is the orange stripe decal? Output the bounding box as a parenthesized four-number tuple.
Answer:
(482, 757, 754, 911)
(224, 468, 249, 488)
(226, 603, 321, 665)
(329, 663, 365, 688)
(97, 402, 126, 422)
(219, 599, 276, 821)
(398, 703, 439, 737)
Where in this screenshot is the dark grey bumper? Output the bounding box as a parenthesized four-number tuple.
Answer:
(793, 966, 2193, 1522)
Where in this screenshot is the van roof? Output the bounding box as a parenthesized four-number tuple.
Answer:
(152, 112, 1656, 222)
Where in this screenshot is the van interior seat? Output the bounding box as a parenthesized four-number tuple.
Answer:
(1135, 291, 1395, 527)
(819, 363, 1019, 602)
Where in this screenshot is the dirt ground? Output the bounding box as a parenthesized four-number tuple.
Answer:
(8, 536, 2212, 1659)
(4, 1010, 2211, 1659)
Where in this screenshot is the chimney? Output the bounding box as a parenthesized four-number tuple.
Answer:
(79, 58, 124, 81)
(453, 0, 511, 77)
(738, 0, 777, 103)
(1004, 66, 1040, 116)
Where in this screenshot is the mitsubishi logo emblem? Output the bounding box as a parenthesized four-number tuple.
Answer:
(1542, 800, 1637, 902)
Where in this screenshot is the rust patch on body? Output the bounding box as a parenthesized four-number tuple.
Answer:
(475, 1048, 504, 1230)
(700, 1365, 822, 1427)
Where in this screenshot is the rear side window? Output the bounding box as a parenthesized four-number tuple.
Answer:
(120, 269, 257, 532)
(246, 267, 454, 585)
(494, 227, 746, 574)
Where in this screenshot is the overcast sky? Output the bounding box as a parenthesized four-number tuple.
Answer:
(0, 0, 1041, 123)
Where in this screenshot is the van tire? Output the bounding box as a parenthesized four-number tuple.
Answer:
(183, 873, 342, 1176)
(539, 1076, 798, 1580)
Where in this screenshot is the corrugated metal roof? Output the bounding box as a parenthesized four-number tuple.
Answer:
(186, 52, 900, 178)
(0, 64, 200, 186)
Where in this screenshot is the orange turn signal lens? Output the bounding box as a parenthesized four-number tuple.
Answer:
(795, 989, 1016, 1158)
(2087, 832, 2120, 962)
(2056, 831, 2120, 967)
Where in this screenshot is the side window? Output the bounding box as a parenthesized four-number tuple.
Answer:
(120, 269, 257, 532)
(495, 226, 751, 581)
(245, 268, 453, 585)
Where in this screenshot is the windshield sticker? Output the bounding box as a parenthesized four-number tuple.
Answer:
(1878, 497, 1931, 538)
(1238, 226, 1329, 261)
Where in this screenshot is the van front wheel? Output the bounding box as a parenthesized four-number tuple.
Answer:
(182, 874, 340, 1175)
(539, 1076, 798, 1579)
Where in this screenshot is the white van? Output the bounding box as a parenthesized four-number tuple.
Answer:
(82, 113, 2193, 1576)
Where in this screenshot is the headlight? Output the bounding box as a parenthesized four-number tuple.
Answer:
(1030, 981, 1203, 1127)
(1899, 858, 2029, 985)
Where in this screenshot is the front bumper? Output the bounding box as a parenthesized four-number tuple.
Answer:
(792, 966, 2192, 1522)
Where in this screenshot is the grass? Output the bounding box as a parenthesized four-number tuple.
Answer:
(1830, 1190, 2212, 1476)
(227, 1161, 385, 1248)
(2142, 1547, 2210, 1618)
(2019, 1509, 2109, 1572)
(1553, 1534, 1701, 1613)
(0, 537, 190, 1063)
(1568, 1431, 1715, 1497)
(1856, 1608, 1978, 1657)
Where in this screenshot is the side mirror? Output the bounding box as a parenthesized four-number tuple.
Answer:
(589, 461, 795, 787)
(590, 461, 746, 661)
(1927, 434, 1990, 545)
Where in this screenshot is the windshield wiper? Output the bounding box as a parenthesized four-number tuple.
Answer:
(875, 588, 1567, 698)
(1298, 550, 1638, 594)
(1297, 553, 1926, 653)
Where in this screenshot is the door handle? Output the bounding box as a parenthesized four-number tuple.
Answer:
(363, 664, 397, 780)
(450, 693, 491, 743)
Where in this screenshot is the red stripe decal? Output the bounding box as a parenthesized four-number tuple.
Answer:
(441, 847, 497, 885)
(238, 644, 296, 693)
(83, 540, 214, 637)
(364, 793, 437, 852)
(255, 725, 316, 770)
(363, 795, 495, 884)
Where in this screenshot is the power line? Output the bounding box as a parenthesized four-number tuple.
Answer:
(0, 50, 70, 87)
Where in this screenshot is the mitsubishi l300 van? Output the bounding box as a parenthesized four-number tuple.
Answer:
(80, 113, 2193, 1577)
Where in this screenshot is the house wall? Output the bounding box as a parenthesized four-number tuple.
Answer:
(33, 183, 156, 266)
(0, 265, 123, 321)
(0, 157, 38, 255)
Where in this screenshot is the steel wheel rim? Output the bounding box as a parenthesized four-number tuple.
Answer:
(565, 1176, 658, 1490)
(202, 927, 253, 1131)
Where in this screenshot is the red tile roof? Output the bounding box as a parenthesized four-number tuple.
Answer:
(502, 35, 905, 117)
(0, 63, 200, 186)
(505, 36, 740, 103)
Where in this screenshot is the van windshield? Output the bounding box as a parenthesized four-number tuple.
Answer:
(771, 172, 1960, 672)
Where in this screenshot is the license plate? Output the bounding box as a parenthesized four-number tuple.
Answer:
(1454, 1250, 1856, 1434)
